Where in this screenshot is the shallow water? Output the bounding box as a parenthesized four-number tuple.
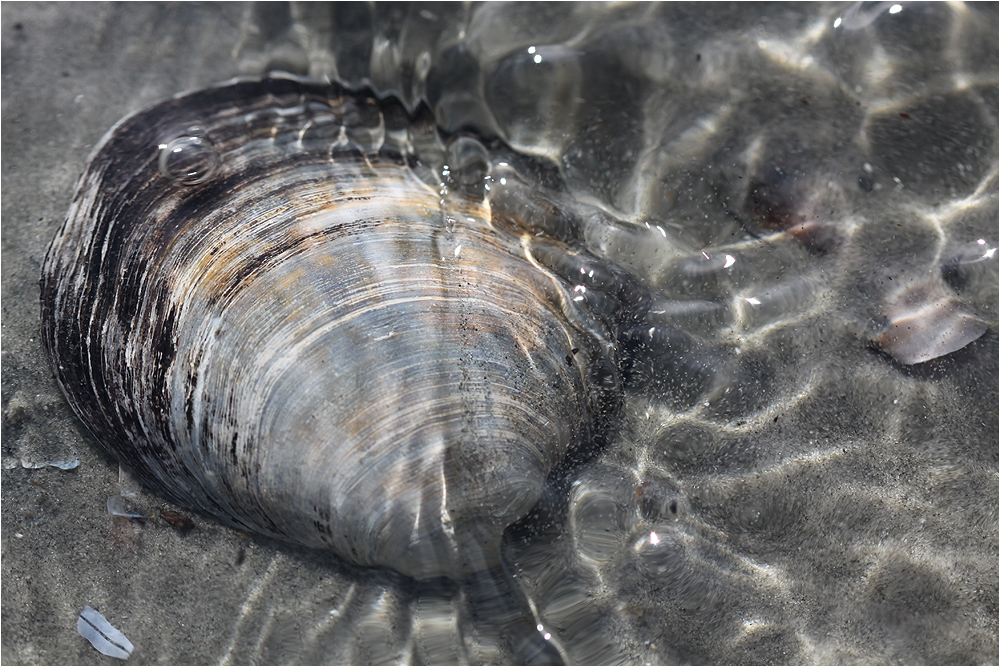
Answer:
(2, 2, 997, 664)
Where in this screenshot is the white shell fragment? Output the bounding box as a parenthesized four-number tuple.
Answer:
(107, 493, 148, 519)
(19, 458, 80, 470)
(874, 282, 988, 365)
(77, 606, 134, 660)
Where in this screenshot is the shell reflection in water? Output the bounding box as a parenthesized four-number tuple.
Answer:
(40, 74, 644, 664)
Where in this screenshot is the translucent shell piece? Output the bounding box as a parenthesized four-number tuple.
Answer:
(873, 282, 988, 365)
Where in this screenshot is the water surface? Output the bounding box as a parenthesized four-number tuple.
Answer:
(2, 2, 997, 664)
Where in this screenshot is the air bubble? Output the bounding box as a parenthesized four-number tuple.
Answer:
(299, 101, 343, 148)
(158, 134, 219, 186)
(342, 98, 385, 154)
(443, 135, 490, 198)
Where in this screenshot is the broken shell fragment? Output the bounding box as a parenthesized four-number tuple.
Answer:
(873, 282, 988, 365)
(77, 606, 134, 660)
(107, 492, 147, 519)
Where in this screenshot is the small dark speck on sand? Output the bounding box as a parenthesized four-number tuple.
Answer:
(160, 509, 195, 534)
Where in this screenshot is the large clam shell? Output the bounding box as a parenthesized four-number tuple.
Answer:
(40, 74, 634, 663)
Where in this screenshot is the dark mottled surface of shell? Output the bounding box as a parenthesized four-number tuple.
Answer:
(40, 74, 640, 663)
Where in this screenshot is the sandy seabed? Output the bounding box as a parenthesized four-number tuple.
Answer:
(3, 3, 997, 664)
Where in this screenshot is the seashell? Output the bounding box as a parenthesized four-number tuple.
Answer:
(40, 74, 643, 664)
(873, 281, 988, 365)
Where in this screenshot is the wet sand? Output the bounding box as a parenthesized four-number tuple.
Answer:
(3, 3, 997, 664)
